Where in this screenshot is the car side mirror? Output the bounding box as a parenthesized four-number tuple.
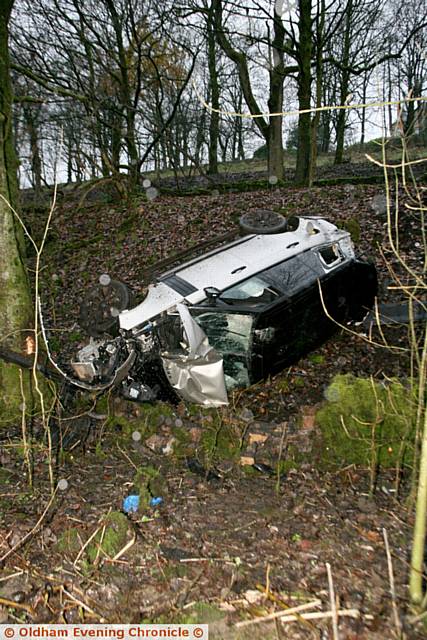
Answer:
(204, 286, 221, 305)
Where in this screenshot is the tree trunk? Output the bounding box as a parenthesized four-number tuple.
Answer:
(104, 0, 139, 189)
(360, 70, 368, 145)
(387, 58, 393, 136)
(214, 0, 270, 166)
(0, 0, 35, 422)
(266, 5, 285, 180)
(309, 0, 325, 184)
(295, 0, 312, 185)
(404, 76, 416, 135)
(267, 114, 284, 180)
(334, 0, 353, 165)
(237, 88, 245, 160)
(207, 4, 219, 175)
(23, 105, 42, 198)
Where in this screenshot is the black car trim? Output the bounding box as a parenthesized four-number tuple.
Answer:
(161, 275, 197, 296)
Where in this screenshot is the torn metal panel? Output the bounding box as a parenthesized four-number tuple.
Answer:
(162, 350, 228, 406)
(161, 303, 228, 406)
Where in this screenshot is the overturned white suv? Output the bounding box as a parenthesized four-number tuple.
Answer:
(69, 212, 377, 406)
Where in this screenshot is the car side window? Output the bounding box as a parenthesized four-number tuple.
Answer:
(220, 275, 279, 305)
(318, 244, 343, 268)
(264, 251, 321, 295)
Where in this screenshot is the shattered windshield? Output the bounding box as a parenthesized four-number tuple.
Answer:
(191, 311, 254, 389)
(192, 312, 253, 353)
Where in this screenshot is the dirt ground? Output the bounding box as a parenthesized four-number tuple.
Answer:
(1, 169, 426, 637)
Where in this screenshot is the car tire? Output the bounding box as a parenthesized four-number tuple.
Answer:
(79, 279, 133, 337)
(239, 209, 287, 235)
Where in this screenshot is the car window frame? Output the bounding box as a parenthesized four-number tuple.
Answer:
(317, 243, 345, 270)
(217, 273, 282, 308)
(189, 305, 259, 387)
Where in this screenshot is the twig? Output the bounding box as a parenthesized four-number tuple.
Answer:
(276, 421, 288, 495)
(232, 519, 257, 532)
(0, 570, 24, 582)
(277, 609, 360, 625)
(326, 563, 340, 640)
(255, 584, 318, 633)
(0, 596, 35, 616)
(61, 587, 101, 619)
(117, 443, 139, 471)
(112, 535, 136, 561)
(238, 608, 362, 630)
(175, 566, 205, 609)
(265, 563, 271, 598)
(73, 525, 102, 566)
(383, 528, 402, 636)
(19, 368, 33, 488)
(93, 523, 107, 567)
(235, 599, 322, 627)
(408, 608, 427, 624)
(0, 488, 57, 564)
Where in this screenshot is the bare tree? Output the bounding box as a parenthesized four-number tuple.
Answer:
(0, 0, 34, 420)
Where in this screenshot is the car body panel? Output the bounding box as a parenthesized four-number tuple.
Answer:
(161, 218, 347, 305)
(120, 281, 183, 330)
(72, 217, 378, 407)
(161, 304, 228, 406)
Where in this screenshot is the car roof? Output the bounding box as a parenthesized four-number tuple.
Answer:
(164, 217, 345, 299)
(119, 217, 349, 331)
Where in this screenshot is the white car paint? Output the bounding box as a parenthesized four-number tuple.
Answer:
(119, 217, 349, 331)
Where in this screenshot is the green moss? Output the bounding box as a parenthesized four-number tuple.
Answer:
(56, 512, 131, 563)
(94, 394, 110, 414)
(242, 464, 257, 476)
(199, 411, 240, 466)
(170, 425, 192, 459)
(107, 414, 151, 441)
(161, 563, 189, 580)
(0, 361, 55, 426)
(341, 218, 361, 243)
(68, 330, 84, 343)
(275, 377, 290, 392)
(293, 376, 305, 388)
(133, 465, 167, 509)
(316, 375, 416, 469)
(86, 511, 130, 563)
(140, 401, 174, 421)
(308, 353, 325, 365)
(277, 456, 301, 474)
(56, 528, 82, 555)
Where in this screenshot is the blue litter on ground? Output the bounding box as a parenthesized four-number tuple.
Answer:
(150, 497, 163, 507)
(123, 494, 140, 513)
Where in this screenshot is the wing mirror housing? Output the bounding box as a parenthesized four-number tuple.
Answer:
(204, 286, 221, 305)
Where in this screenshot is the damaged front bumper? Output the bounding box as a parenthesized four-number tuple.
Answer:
(72, 303, 229, 407)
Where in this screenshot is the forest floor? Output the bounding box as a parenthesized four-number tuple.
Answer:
(1, 159, 427, 638)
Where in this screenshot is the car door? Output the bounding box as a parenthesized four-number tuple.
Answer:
(255, 250, 331, 376)
(189, 307, 257, 390)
